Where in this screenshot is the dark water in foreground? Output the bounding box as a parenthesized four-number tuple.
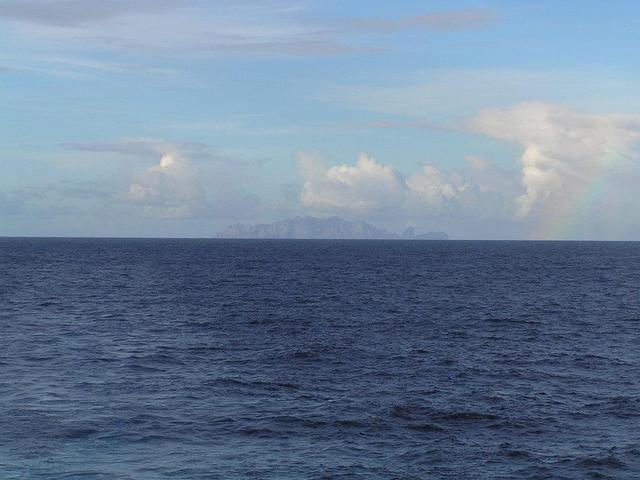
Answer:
(1, 239, 639, 479)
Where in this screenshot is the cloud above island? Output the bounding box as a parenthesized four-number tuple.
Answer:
(296, 150, 518, 221)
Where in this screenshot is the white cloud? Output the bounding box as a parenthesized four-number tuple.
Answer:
(470, 102, 640, 219)
(296, 151, 513, 220)
(125, 152, 205, 218)
(406, 164, 463, 207)
(62, 138, 260, 219)
(465, 155, 489, 170)
(298, 152, 407, 213)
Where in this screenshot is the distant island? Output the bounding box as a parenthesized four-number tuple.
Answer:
(217, 216, 448, 240)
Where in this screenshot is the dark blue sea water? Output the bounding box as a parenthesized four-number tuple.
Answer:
(1, 238, 639, 479)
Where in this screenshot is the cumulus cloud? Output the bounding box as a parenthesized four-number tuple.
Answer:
(61, 138, 261, 219)
(470, 102, 640, 219)
(125, 152, 206, 218)
(296, 151, 512, 220)
(298, 152, 407, 213)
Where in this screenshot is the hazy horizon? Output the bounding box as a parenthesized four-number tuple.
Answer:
(2, 1, 640, 240)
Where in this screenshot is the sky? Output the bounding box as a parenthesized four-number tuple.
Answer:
(1, 0, 640, 239)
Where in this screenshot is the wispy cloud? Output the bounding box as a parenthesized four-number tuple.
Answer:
(331, 68, 640, 120)
(338, 118, 457, 132)
(0, 1, 356, 57)
(0, 2, 497, 59)
(0, 55, 178, 80)
(0, 0, 182, 27)
(41, 57, 177, 75)
(344, 8, 496, 33)
(61, 139, 238, 165)
(0, 180, 115, 217)
(0, 63, 85, 79)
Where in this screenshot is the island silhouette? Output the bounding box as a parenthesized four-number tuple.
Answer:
(218, 216, 448, 240)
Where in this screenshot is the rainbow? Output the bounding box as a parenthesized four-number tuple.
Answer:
(529, 153, 625, 240)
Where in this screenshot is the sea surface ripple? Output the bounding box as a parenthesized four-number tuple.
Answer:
(1, 238, 639, 479)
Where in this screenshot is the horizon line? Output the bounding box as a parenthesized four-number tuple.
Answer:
(1, 236, 639, 242)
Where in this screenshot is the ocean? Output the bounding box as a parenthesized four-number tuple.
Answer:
(1, 238, 639, 479)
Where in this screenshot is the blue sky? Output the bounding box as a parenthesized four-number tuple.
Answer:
(1, 0, 640, 239)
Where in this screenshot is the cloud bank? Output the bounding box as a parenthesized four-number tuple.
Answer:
(296, 151, 516, 222)
(295, 102, 640, 232)
(5, 101, 640, 238)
